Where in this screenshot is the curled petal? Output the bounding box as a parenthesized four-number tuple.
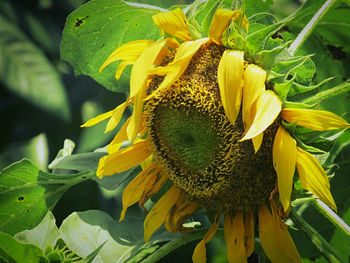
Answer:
(282, 108, 350, 131)
(218, 50, 244, 125)
(99, 40, 153, 74)
(120, 162, 161, 221)
(152, 8, 192, 41)
(224, 213, 247, 263)
(273, 126, 297, 212)
(144, 186, 181, 243)
(296, 147, 337, 211)
(242, 64, 266, 130)
(96, 140, 150, 178)
(192, 213, 221, 263)
(259, 203, 302, 263)
(241, 90, 282, 141)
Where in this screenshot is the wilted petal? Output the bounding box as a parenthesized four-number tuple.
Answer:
(192, 213, 220, 263)
(282, 108, 350, 131)
(96, 140, 150, 178)
(144, 185, 181, 243)
(164, 192, 186, 233)
(218, 50, 244, 125)
(259, 203, 302, 263)
(244, 212, 255, 256)
(139, 169, 168, 207)
(296, 147, 337, 211)
(273, 126, 297, 212)
(120, 162, 160, 221)
(241, 90, 282, 141)
(99, 40, 154, 74)
(152, 8, 192, 41)
(224, 213, 247, 263)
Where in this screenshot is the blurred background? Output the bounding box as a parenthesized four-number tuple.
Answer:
(0, 0, 349, 262)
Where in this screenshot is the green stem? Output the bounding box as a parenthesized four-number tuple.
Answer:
(312, 199, 350, 238)
(288, 0, 336, 56)
(289, 208, 344, 263)
(140, 229, 223, 263)
(302, 82, 350, 104)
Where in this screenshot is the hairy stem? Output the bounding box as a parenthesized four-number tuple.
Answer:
(288, 0, 336, 56)
(290, 208, 344, 263)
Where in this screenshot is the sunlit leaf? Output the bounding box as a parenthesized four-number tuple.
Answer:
(0, 159, 94, 235)
(61, 0, 163, 92)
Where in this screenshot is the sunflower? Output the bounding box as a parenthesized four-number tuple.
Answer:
(82, 7, 350, 263)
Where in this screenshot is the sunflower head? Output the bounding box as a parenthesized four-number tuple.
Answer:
(82, 4, 350, 263)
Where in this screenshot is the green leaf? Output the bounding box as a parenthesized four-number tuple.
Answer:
(0, 14, 70, 121)
(14, 211, 60, 251)
(49, 152, 106, 172)
(0, 231, 45, 263)
(59, 210, 145, 262)
(245, 19, 288, 57)
(60, 0, 163, 93)
(0, 159, 95, 235)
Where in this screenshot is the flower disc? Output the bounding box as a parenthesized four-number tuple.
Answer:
(146, 44, 278, 212)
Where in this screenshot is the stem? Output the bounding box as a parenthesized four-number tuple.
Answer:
(140, 229, 223, 263)
(312, 199, 350, 238)
(289, 208, 344, 263)
(287, 0, 336, 56)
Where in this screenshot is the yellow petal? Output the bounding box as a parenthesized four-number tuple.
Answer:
(127, 91, 144, 142)
(96, 140, 150, 178)
(209, 9, 239, 44)
(252, 134, 264, 153)
(218, 50, 244, 125)
(80, 109, 113, 128)
(241, 90, 282, 141)
(154, 38, 209, 93)
(192, 213, 221, 263)
(152, 8, 192, 41)
(105, 100, 129, 133)
(242, 64, 266, 130)
(242, 66, 266, 153)
(273, 126, 296, 212)
(164, 192, 186, 233)
(296, 147, 337, 211)
(120, 162, 160, 221)
(107, 117, 130, 154)
(244, 212, 255, 256)
(224, 213, 247, 263)
(144, 185, 181, 243)
(115, 60, 131, 80)
(259, 203, 302, 263)
(130, 40, 168, 98)
(139, 169, 168, 207)
(174, 201, 198, 232)
(99, 40, 154, 73)
(282, 108, 350, 131)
